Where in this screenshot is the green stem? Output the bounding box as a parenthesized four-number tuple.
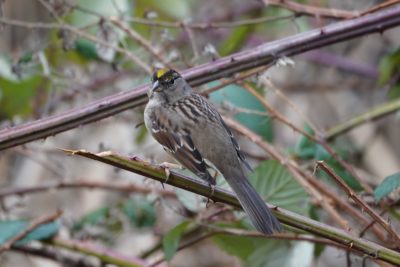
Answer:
(325, 99, 400, 140)
(63, 149, 400, 265)
(51, 238, 145, 267)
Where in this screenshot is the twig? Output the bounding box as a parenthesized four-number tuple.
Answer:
(258, 76, 320, 135)
(12, 244, 98, 267)
(263, 0, 357, 19)
(325, 99, 400, 141)
(109, 17, 174, 69)
(51, 238, 146, 267)
(1, 7, 400, 150)
(0, 210, 63, 253)
(359, 0, 400, 17)
(126, 14, 296, 29)
(61, 149, 400, 265)
(316, 161, 400, 245)
(0, 17, 152, 73)
(0, 179, 176, 199)
(241, 82, 374, 194)
(222, 117, 350, 230)
(223, 117, 387, 241)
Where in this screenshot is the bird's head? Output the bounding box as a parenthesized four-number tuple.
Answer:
(148, 68, 192, 103)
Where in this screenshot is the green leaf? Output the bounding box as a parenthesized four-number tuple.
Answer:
(74, 39, 99, 60)
(219, 25, 254, 56)
(374, 172, 400, 201)
(249, 160, 309, 214)
(388, 84, 400, 100)
(210, 83, 273, 141)
(0, 220, 59, 245)
(122, 199, 156, 228)
(213, 232, 314, 267)
(162, 221, 191, 262)
(0, 75, 41, 119)
(72, 207, 109, 231)
(378, 48, 400, 85)
(293, 126, 363, 191)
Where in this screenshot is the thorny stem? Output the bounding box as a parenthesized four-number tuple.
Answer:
(62, 149, 400, 265)
(1, 7, 400, 149)
(316, 161, 400, 245)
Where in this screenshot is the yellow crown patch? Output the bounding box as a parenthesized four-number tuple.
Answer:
(156, 68, 169, 79)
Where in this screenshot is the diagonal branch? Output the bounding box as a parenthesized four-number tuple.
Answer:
(1, 6, 400, 150)
(61, 149, 400, 265)
(316, 161, 400, 245)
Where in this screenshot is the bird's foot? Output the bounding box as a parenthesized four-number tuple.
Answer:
(206, 184, 216, 208)
(157, 162, 182, 188)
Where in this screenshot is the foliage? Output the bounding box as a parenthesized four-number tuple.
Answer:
(374, 172, 400, 201)
(0, 220, 59, 246)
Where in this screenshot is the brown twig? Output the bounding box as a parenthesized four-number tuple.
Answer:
(223, 117, 350, 230)
(1, 7, 400, 150)
(109, 17, 174, 69)
(60, 149, 400, 265)
(12, 245, 98, 267)
(0, 210, 63, 253)
(0, 179, 176, 199)
(224, 118, 387, 241)
(316, 161, 400, 245)
(0, 17, 152, 73)
(241, 82, 374, 194)
(359, 0, 400, 17)
(263, 0, 357, 19)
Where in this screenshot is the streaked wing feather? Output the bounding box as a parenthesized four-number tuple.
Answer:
(150, 114, 214, 184)
(220, 118, 252, 172)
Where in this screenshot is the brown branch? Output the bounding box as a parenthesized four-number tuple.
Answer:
(1, 7, 400, 150)
(60, 149, 400, 265)
(359, 0, 400, 17)
(0, 210, 63, 253)
(263, 0, 357, 19)
(241, 82, 374, 194)
(223, 118, 387, 241)
(12, 245, 98, 267)
(0, 179, 176, 199)
(316, 161, 400, 246)
(109, 17, 174, 69)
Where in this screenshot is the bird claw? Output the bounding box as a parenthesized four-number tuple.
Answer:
(157, 162, 182, 188)
(206, 184, 216, 208)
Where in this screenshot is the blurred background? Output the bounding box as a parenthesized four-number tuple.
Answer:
(0, 0, 399, 266)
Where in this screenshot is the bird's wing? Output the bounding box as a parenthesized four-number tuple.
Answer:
(219, 118, 252, 172)
(149, 111, 214, 185)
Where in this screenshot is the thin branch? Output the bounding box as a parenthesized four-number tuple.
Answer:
(0, 210, 63, 253)
(109, 17, 174, 69)
(316, 161, 400, 245)
(126, 14, 296, 29)
(325, 99, 400, 141)
(0, 179, 176, 199)
(50, 238, 145, 267)
(1, 7, 400, 150)
(61, 149, 400, 265)
(0, 17, 152, 73)
(263, 0, 358, 19)
(241, 82, 373, 193)
(359, 0, 400, 17)
(223, 117, 387, 241)
(12, 244, 98, 267)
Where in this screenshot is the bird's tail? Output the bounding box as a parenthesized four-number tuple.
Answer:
(224, 169, 282, 234)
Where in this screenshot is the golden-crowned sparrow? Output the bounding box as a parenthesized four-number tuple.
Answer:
(144, 68, 282, 234)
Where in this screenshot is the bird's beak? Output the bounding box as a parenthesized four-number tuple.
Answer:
(151, 80, 161, 92)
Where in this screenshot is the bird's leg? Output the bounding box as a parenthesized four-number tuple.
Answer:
(157, 162, 182, 188)
(204, 173, 217, 207)
(206, 183, 216, 208)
